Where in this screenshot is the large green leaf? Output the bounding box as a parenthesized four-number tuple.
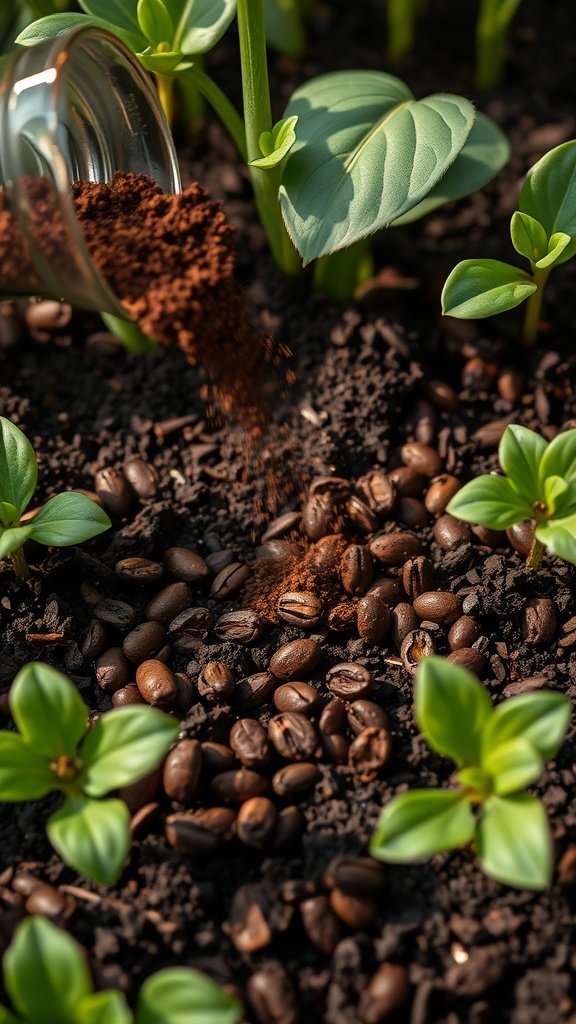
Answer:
(77, 991, 132, 1024)
(481, 691, 571, 762)
(415, 657, 493, 768)
(280, 71, 475, 263)
(539, 428, 576, 485)
(498, 424, 546, 505)
(16, 12, 144, 50)
(0, 526, 33, 560)
(0, 733, 54, 801)
(477, 793, 552, 889)
(136, 968, 242, 1024)
(48, 796, 131, 885)
(535, 514, 576, 564)
(483, 737, 543, 795)
(519, 140, 576, 265)
(27, 492, 111, 547)
(0, 1004, 20, 1023)
(442, 259, 537, 318)
(81, 706, 179, 797)
(0, 418, 37, 516)
(369, 789, 475, 863)
(169, 0, 237, 55)
(4, 916, 92, 1024)
(446, 474, 532, 529)
(10, 663, 88, 760)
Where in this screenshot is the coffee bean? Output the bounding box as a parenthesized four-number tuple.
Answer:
(471, 523, 506, 547)
(123, 621, 166, 664)
(497, 367, 524, 403)
(396, 496, 429, 529)
(329, 888, 376, 929)
(81, 619, 109, 661)
(425, 474, 462, 516)
(94, 599, 135, 631)
(402, 556, 434, 601)
(175, 672, 195, 712)
(321, 733, 350, 764)
(168, 606, 214, 639)
(274, 682, 321, 715)
(112, 683, 144, 707)
(270, 638, 321, 681)
(247, 967, 297, 1024)
(201, 742, 236, 775)
(211, 562, 250, 599)
(433, 514, 471, 549)
(426, 378, 460, 411)
(206, 549, 236, 574)
(356, 471, 397, 515)
(123, 457, 159, 499)
(357, 594, 390, 643)
(191, 806, 237, 839)
(120, 768, 161, 812)
(278, 591, 323, 627)
(26, 299, 72, 331)
(370, 531, 421, 566)
(326, 662, 372, 700)
(131, 802, 160, 837)
(236, 797, 277, 849)
(319, 698, 346, 735)
(309, 475, 350, 501)
(348, 727, 391, 781)
(95, 467, 132, 519)
(156, 642, 173, 663)
(302, 493, 334, 541)
(368, 576, 405, 606)
(390, 603, 419, 649)
(447, 648, 486, 674)
(347, 700, 389, 736)
(261, 510, 301, 542)
(300, 897, 342, 955)
(272, 762, 321, 798)
(413, 591, 462, 626)
(387, 466, 426, 498)
(212, 769, 268, 803)
(401, 629, 435, 671)
(95, 647, 131, 693)
(230, 719, 270, 771)
(197, 662, 235, 704)
(269, 712, 318, 761)
(522, 597, 557, 645)
(271, 805, 305, 851)
(448, 615, 482, 651)
(136, 659, 179, 707)
(412, 398, 437, 446)
(162, 739, 201, 802)
(327, 602, 357, 634)
(346, 495, 378, 533)
(25, 884, 70, 919)
(214, 609, 262, 644)
(255, 539, 297, 561)
(507, 520, 535, 558)
(473, 417, 510, 448)
(165, 814, 221, 857)
(163, 546, 211, 584)
(235, 671, 276, 710)
(359, 964, 410, 1024)
(401, 441, 442, 477)
(145, 582, 192, 625)
(308, 534, 343, 573)
(502, 676, 546, 698)
(461, 356, 498, 391)
(229, 885, 272, 952)
(324, 856, 385, 897)
(340, 544, 374, 595)
(115, 557, 164, 584)
(558, 847, 576, 885)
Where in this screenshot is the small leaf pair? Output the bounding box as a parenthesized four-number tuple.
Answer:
(370, 657, 570, 889)
(0, 663, 179, 884)
(0, 417, 110, 579)
(446, 423, 576, 569)
(1, 915, 242, 1024)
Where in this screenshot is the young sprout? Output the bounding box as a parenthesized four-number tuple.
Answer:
(0, 417, 110, 579)
(446, 424, 576, 571)
(0, 662, 179, 884)
(1, 915, 242, 1024)
(370, 657, 571, 890)
(386, 0, 424, 64)
(442, 140, 576, 345)
(475, 0, 524, 91)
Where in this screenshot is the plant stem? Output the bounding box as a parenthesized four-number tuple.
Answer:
(236, 0, 300, 275)
(184, 64, 248, 161)
(522, 266, 550, 346)
(526, 536, 544, 571)
(313, 238, 375, 300)
(101, 313, 158, 354)
(156, 74, 174, 125)
(276, 0, 307, 58)
(475, 0, 523, 90)
(176, 56, 206, 130)
(387, 0, 418, 63)
(10, 546, 29, 580)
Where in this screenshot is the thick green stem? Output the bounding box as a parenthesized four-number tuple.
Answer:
(237, 0, 300, 275)
(522, 267, 550, 346)
(184, 64, 248, 162)
(176, 57, 206, 130)
(156, 74, 175, 125)
(475, 0, 523, 90)
(10, 546, 29, 580)
(313, 239, 375, 301)
(526, 536, 544, 571)
(387, 0, 418, 63)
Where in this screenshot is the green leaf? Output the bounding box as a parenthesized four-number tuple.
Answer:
(481, 690, 571, 762)
(477, 793, 552, 889)
(4, 916, 92, 1024)
(250, 116, 299, 170)
(519, 139, 576, 266)
(16, 12, 144, 51)
(483, 737, 543, 795)
(10, 663, 88, 760)
(535, 514, 576, 564)
(415, 656, 493, 767)
(369, 789, 475, 863)
(81, 706, 179, 797)
(137, 0, 173, 46)
(446, 474, 532, 529)
(280, 71, 475, 263)
(0, 1004, 21, 1024)
(538, 428, 576, 484)
(441, 259, 537, 318)
(0, 526, 33, 560)
(0, 418, 37, 516)
(138, 48, 183, 72)
(535, 231, 571, 270)
(0, 502, 18, 528)
(136, 968, 242, 1024)
(47, 796, 131, 885)
(27, 492, 111, 548)
(456, 765, 492, 795)
(543, 475, 572, 517)
(169, 0, 237, 56)
(498, 424, 547, 504)
(80, 0, 143, 38)
(264, 0, 306, 57)
(510, 211, 547, 263)
(77, 991, 132, 1024)
(0, 733, 55, 801)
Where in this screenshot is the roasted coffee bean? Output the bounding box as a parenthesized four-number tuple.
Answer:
(396, 496, 429, 529)
(348, 727, 391, 781)
(302, 492, 334, 541)
(230, 719, 270, 770)
(201, 741, 236, 774)
(340, 544, 374, 595)
(211, 769, 268, 803)
(272, 762, 321, 798)
(271, 805, 305, 851)
(81, 619, 108, 661)
(359, 964, 410, 1024)
(347, 700, 390, 736)
(448, 615, 482, 651)
(120, 768, 161, 812)
(136, 659, 179, 707)
(206, 549, 235, 574)
(165, 814, 221, 857)
(471, 523, 506, 547)
(433, 514, 472, 549)
(214, 609, 262, 644)
(94, 599, 135, 631)
(402, 628, 436, 671)
(308, 534, 343, 573)
(123, 621, 166, 664)
(269, 712, 318, 761)
(145, 582, 192, 625)
(497, 367, 524, 403)
(211, 562, 250, 599)
(507, 520, 535, 558)
(522, 597, 557, 645)
(327, 602, 357, 633)
(413, 590, 462, 626)
(425, 474, 462, 516)
(324, 856, 385, 897)
(95, 647, 131, 693)
(162, 739, 201, 803)
(155, 642, 173, 663)
(402, 556, 434, 601)
(426, 378, 460, 411)
(116, 557, 164, 585)
(461, 356, 498, 391)
(346, 494, 378, 533)
(261, 510, 301, 542)
(319, 698, 346, 735)
(112, 683, 144, 707)
(229, 885, 272, 953)
(401, 441, 442, 477)
(191, 806, 236, 839)
(558, 847, 576, 885)
(25, 884, 70, 919)
(300, 897, 342, 955)
(123, 456, 159, 499)
(270, 638, 321, 681)
(326, 662, 372, 700)
(309, 475, 350, 501)
(387, 465, 426, 497)
(168, 606, 214, 639)
(447, 648, 486, 674)
(197, 661, 235, 703)
(357, 594, 390, 643)
(277, 591, 323, 627)
(131, 802, 160, 838)
(356, 471, 397, 514)
(321, 733, 350, 764)
(247, 966, 296, 1024)
(370, 531, 421, 566)
(164, 546, 211, 584)
(235, 671, 276, 710)
(255, 539, 297, 561)
(412, 398, 437, 446)
(473, 417, 510, 448)
(368, 575, 404, 606)
(95, 466, 132, 518)
(175, 672, 195, 712)
(390, 602, 419, 649)
(236, 797, 277, 849)
(274, 681, 320, 715)
(329, 888, 376, 929)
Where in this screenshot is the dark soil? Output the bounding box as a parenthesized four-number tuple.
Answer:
(1, 1, 576, 1022)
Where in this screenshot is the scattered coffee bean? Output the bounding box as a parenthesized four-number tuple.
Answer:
(401, 629, 435, 672)
(167, 606, 213, 640)
(197, 662, 235, 704)
(201, 742, 236, 775)
(346, 494, 378, 533)
(308, 534, 343, 573)
(425, 474, 462, 516)
(507, 520, 535, 558)
(357, 594, 390, 643)
(388, 465, 427, 497)
(163, 739, 201, 803)
(235, 671, 276, 710)
(274, 681, 321, 715)
(471, 523, 506, 547)
(211, 769, 268, 803)
(123, 456, 159, 499)
(255, 539, 297, 561)
(247, 966, 297, 1024)
(95, 647, 131, 693)
(94, 598, 135, 631)
(324, 856, 385, 897)
(214, 609, 262, 644)
(206, 549, 235, 574)
(211, 562, 250, 599)
(413, 591, 462, 625)
(319, 698, 346, 735)
(230, 719, 270, 771)
(309, 475, 350, 501)
(402, 556, 434, 601)
(120, 768, 161, 812)
(433, 514, 472, 549)
(558, 847, 576, 885)
(302, 492, 334, 540)
(347, 700, 390, 736)
(191, 806, 236, 840)
(277, 591, 323, 627)
(448, 615, 482, 651)
(327, 602, 357, 633)
(356, 471, 397, 514)
(164, 546, 211, 584)
(123, 621, 166, 664)
(115, 557, 164, 584)
(269, 712, 318, 761)
(497, 367, 524, 403)
(522, 597, 557, 645)
(95, 466, 132, 518)
(174, 672, 195, 712)
(447, 648, 486, 674)
(359, 963, 410, 1024)
(145, 582, 193, 625)
(401, 441, 442, 477)
(329, 887, 376, 929)
(136, 659, 179, 707)
(270, 638, 321, 681)
(165, 813, 220, 857)
(261, 510, 301, 542)
(271, 805, 305, 851)
(370, 531, 421, 566)
(390, 602, 419, 649)
(396, 496, 429, 529)
(237, 797, 277, 849)
(368, 575, 404, 606)
(473, 417, 510, 448)
(348, 727, 391, 781)
(81, 619, 109, 661)
(326, 662, 373, 700)
(340, 544, 374, 595)
(272, 762, 321, 798)
(112, 683, 144, 707)
(25, 884, 70, 919)
(229, 885, 272, 953)
(426, 378, 460, 411)
(300, 897, 342, 955)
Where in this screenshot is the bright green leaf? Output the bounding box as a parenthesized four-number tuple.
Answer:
(441, 259, 537, 318)
(280, 71, 475, 263)
(482, 690, 571, 762)
(0, 502, 18, 528)
(47, 796, 131, 885)
(0, 526, 33, 560)
(138, 48, 183, 72)
(27, 492, 111, 548)
(535, 515, 576, 564)
(510, 211, 547, 263)
(169, 0, 237, 56)
(77, 991, 132, 1024)
(0, 418, 37, 516)
(80, 0, 142, 38)
(483, 737, 543, 795)
(498, 424, 547, 504)
(535, 231, 571, 269)
(4, 916, 92, 1024)
(543, 475, 570, 516)
(0, 1004, 21, 1024)
(538, 428, 576, 484)
(251, 116, 298, 170)
(81, 706, 179, 797)
(369, 789, 475, 863)
(415, 656, 493, 767)
(137, 0, 173, 47)
(136, 968, 242, 1024)
(446, 474, 533, 529)
(10, 663, 88, 759)
(477, 793, 552, 889)
(16, 12, 144, 51)
(456, 765, 492, 795)
(0, 733, 54, 801)
(519, 139, 576, 266)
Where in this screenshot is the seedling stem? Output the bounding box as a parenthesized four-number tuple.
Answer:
(156, 74, 174, 125)
(522, 266, 549, 346)
(185, 63, 248, 161)
(476, 0, 523, 90)
(10, 547, 29, 580)
(387, 0, 418, 63)
(526, 536, 545, 571)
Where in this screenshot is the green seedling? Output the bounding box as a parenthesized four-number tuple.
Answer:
(0, 417, 110, 579)
(370, 656, 571, 889)
(385, 0, 426, 64)
(442, 139, 576, 345)
(264, 0, 307, 58)
(476, 0, 524, 90)
(0, 662, 179, 885)
(446, 424, 576, 570)
(0, 915, 242, 1024)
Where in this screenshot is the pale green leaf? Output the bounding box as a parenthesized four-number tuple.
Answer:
(137, 0, 173, 47)
(446, 474, 532, 529)
(538, 428, 576, 484)
(0, 418, 37, 515)
(80, 0, 143, 37)
(27, 492, 111, 548)
(0, 1004, 21, 1023)
(542, 475, 571, 517)
(498, 424, 547, 504)
(510, 211, 547, 263)
(0, 733, 54, 801)
(47, 797, 131, 885)
(16, 12, 144, 51)
(0, 526, 33, 560)
(10, 662, 88, 759)
(369, 789, 475, 863)
(415, 656, 493, 767)
(81, 706, 179, 797)
(482, 690, 571, 762)
(535, 515, 576, 565)
(250, 116, 298, 170)
(4, 916, 91, 1024)
(0, 502, 18, 528)
(169, 0, 237, 55)
(477, 793, 552, 889)
(136, 968, 242, 1024)
(520, 139, 576, 265)
(138, 48, 183, 72)
(535, 231, 571, 269)
(483, 737, 543, 795)
(442, 259, 537, 318)
(77, 991, 132, 1024)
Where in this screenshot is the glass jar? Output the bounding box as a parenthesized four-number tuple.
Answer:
(0, 26, 181, 316)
